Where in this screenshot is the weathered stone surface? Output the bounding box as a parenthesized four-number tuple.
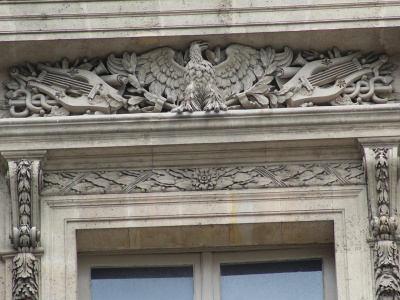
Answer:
(3, 43, 397, 117)
(76, 221, 334, 252)
(42, 162, 365, 196)
(361, 145, 400, 299)
(1, 1, 399, 300)
(1, 0, 399, 42)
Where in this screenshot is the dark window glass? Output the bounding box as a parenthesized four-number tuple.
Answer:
(220, 260, 323, 300)
(91, 266, 194, 300)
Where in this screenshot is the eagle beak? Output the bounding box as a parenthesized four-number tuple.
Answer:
(199, 42, 209, 51)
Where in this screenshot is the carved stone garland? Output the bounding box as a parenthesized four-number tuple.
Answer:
(8, 160, 41, 300)
(365, 147, 400, 300)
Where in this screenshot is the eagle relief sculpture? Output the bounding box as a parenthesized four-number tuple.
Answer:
(2, 40, 398, 117)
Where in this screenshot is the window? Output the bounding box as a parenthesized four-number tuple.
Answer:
(219, 260, 323, 300)
(78, 246, 336, 300)
(91, 266, 195, 300)
(78, 253, 202, 300)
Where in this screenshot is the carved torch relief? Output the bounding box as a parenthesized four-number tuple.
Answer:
(3, 43, 397, 117)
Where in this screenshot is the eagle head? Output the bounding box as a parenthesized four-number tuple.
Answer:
(190, 40, 209, 52)
(189, 41, 209, 62)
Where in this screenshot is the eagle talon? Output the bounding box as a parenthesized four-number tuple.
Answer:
(172, 102, 195, 113)
(203, 98, 227, 112)
(204, 104, 219, 112)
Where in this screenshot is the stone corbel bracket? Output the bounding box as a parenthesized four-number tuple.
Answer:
(1, 150, 46, 300)
(359, 138, 400, 300)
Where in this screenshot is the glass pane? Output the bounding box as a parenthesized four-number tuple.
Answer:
(91, 266, 194, 300)
(220, 260, 323, 300)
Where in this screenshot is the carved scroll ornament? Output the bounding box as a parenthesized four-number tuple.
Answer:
(2, 42, 397, 117)
(7, 160, 41, 300)
(364, 147, 400, 300)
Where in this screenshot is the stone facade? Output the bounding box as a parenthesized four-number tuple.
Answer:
(1, 0, 400, 299)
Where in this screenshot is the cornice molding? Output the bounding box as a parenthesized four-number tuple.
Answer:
(42, 185, 364, 208)
(1, 150, 47, 161)
(1, 105, 400, 152)
(2, 0, 400, 6)
(0, 0, 399, 40)
(2, 17, 400, 36)
(1, 2, 399, 21)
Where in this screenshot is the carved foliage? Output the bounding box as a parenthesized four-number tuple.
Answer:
(191, 168, 219, 190)
(3, 44, 397, 117)
(371, 149, 398, 239)
(375, 149, 389, 206)
(12, 253, 39, 300)
(368, 148, 400, 300)
(17, 160, 32, 227)
(41, 163, 365, 196)
(374, 241, 400, 300)
(9, 160, 40, 300)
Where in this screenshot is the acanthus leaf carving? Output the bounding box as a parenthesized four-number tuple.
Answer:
(12, 253, 39, 300)
(6, 159, 42, 300)
(371, 148, 398, 238)
(374, 241, 400, 300)
(3, 42, 397, 117)
(363, 146, 400, 300)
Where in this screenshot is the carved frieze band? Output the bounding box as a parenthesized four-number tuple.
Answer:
(6, 160, 42, 300)
(41, 162, 364, 196)
(363, 146, 400, 300)
(2, 42, 397, 117)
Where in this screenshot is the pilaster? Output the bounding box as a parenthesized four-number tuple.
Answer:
(1, 150, 46, 300)
(359, 138, 400, 300)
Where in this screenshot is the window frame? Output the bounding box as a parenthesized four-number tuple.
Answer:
(78, 245, 336, 300)
(78, 253, 202, 300)
(212, 246, 337, 300)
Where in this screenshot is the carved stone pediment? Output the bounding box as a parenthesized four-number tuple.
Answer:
(2, 42, 398, 117)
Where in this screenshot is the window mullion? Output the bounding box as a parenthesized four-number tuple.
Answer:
(200, 252, 214, 300)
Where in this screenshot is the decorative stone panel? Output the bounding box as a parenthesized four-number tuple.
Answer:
(42, 162, 365, 196)
(361, 142, 400, 300)
(2, 151, 45, 300)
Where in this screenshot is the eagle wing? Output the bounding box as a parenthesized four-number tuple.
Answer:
(214, 44, 262, 100)
(136, 47, 186, 103)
